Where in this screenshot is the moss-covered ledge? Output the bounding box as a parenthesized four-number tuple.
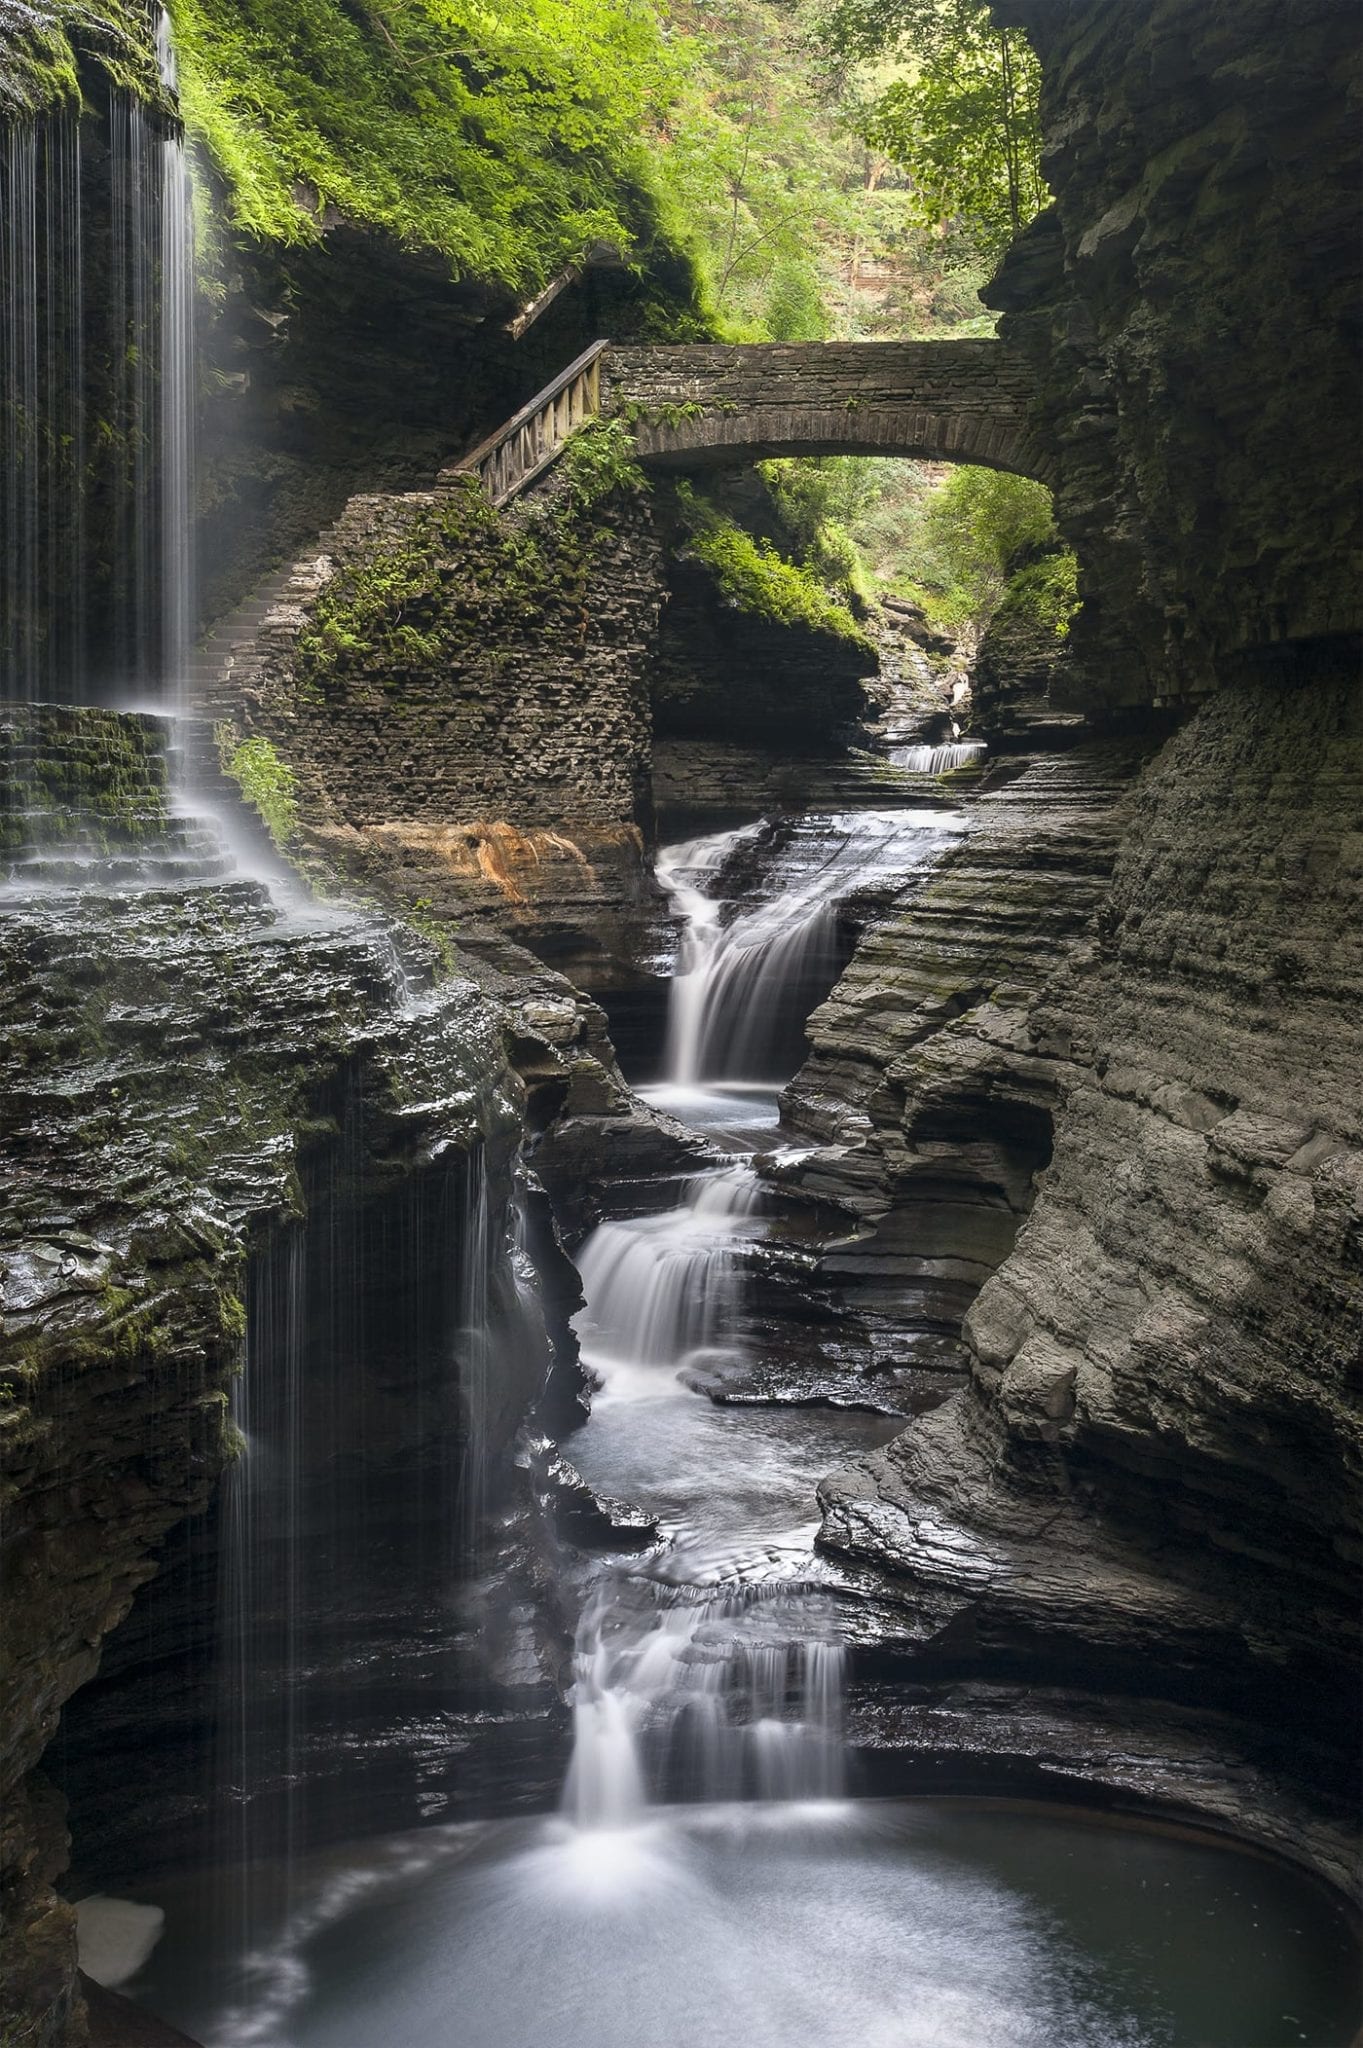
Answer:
(0, 707, 170, 856)
(0, 0, 169, 117)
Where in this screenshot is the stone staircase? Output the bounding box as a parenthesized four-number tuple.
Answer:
(187, 545, 335, 726)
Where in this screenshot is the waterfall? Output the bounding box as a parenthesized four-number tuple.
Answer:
(892, 739, 987, 774)
(560, 811, 972, 1829)
(573, 1167, 760, 1387)
(214, 1224, 308, 1969)
(0, 20, 196, 705)
(563, 1576, 845, 1828)
(158, 11, 197, 705)
(456, 1148, 494, 1552)
(208, 1117, 525, 1980)
(2, 115, 83, 700)
(659, 809, 962, 1085)
(565, 1154, 849, 1826)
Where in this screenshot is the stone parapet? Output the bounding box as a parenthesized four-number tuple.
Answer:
(607, 340, 1044, 478)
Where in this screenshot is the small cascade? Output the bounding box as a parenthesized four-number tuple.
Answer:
(1, 16, 196, 705)
(891, 739, 987, 774)
(557, 813, 971, 1837)
(659, 809, 961, 1085)
(574, 1166, 762, 1387)
(564, 1577, 845, 1827)
(563, 1150, 851, 1831)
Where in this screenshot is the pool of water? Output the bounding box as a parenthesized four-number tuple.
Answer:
(125, 1799, 1360, 2048)
(639, 1079, 785, 1151)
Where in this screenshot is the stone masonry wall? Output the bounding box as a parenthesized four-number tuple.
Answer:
(211, 469, 662, 833)
(607, 341, 1043, 476)
(202, 466, 670, 991)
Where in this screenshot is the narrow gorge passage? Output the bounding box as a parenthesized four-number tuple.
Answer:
(3, 3, 1359, 2041)
(111, 807, 1360, 2048)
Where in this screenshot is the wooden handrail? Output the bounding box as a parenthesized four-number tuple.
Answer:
(449, 340, 611, 508)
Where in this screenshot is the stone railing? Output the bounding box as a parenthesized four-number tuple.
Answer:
(450, 339, 608, 507)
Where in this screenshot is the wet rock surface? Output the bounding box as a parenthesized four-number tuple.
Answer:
(810, 674, 1363, 1885)
(779, 741, 1156, 1333)
(840, 1678, 1360, 1902)
(531, 1448, 662, 1550)
(0, 710, 557, 2041)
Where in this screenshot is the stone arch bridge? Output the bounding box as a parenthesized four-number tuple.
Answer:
(456, 339, 1047, 507)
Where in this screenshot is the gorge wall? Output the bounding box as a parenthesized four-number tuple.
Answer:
(794, 0, 1363, 1878)
(990, 0, 1362, 711)
(3, 0, 1361, 2035)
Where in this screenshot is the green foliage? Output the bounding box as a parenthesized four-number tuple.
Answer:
(813, 0, 1046, 261)
(677, 486, 874, 649)
(759, 456, 878, 603)
(404, 897, 459, 979)
(557, 419, 648, 512)
(219, 730, 300, 846)
(999, 550, 1080, 636)
(0, 0, 168, 113)
(647, 0, 865, 341)
(919, 466, 1055, 599)
(167, 0, 682, 289)
(296, 458, 647, 698)
(763, 259, 831, 342)
(295, 485, 516, 685)
(887, 464, 1077, 643)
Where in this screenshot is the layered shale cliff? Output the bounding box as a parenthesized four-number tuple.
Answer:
(990, 0, 1363, 711)
(781, 742, 1156, 1335)
(796, 0, 1363, 1878)
(0, 708, 569, 2042)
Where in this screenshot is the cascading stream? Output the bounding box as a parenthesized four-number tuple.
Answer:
(658, 809, 962, 1086)
(561, 809, 964, 1834)
(892, 738, 987, 774)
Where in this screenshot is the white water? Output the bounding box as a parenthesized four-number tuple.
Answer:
(566, 1157, 850, 1825)
(559, 811, 973, 1833)
(660, 809, 964, 1085)
(891, 739, 987, 774)
(158, 6, 197, 707)
(2, 116, 82, 698)
(1, 18, 195, 703)
(131, 1798, 1363, 2048)
(574, 1165, 759, 1385)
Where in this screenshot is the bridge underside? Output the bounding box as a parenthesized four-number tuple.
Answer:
(630, 407, 1045, 480)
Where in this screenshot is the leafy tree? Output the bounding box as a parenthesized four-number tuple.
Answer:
(169, 0, 684, 288)
(812, 0, 1045, 260)
(649, 0, 861, 339)
(900, 466, 1076, 644)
